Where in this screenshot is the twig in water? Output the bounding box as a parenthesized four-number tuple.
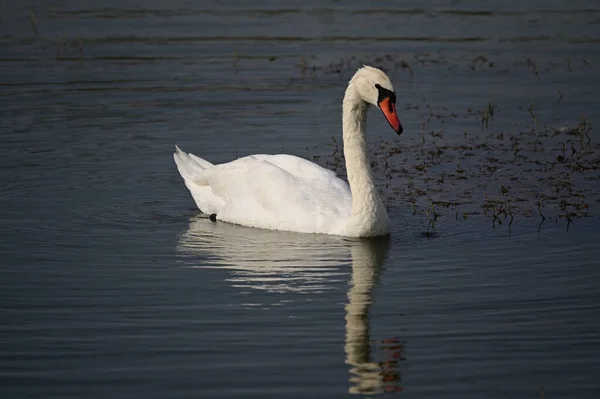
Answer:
(330, 136, 339, 156)
(537, 197, 546, 233)
(480, 97, 496, 130)
(557, 88, 563, 104)
(527, 58, 539, 78)
(576, 115, 592, 152)
(29, 12, 39, 35)
(470, 55, 488, 74)
(298, 57, 308, 78)
(528, 104, 538, 126)
(426, 202, 440, 231)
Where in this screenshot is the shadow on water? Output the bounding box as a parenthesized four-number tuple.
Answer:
(177, 216, 403, 395)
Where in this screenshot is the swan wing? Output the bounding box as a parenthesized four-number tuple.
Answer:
(179, 152, 352, 234)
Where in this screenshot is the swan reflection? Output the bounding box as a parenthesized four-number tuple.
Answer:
(177, 216, 404, 394)
(344, 237, 404, 394)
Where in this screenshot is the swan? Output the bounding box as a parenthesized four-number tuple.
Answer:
(173, 66, 403, 237)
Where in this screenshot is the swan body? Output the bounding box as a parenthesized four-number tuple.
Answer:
(174, 66, 403, 237)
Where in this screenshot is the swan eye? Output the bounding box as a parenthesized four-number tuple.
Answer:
(374, 84, 396, 108)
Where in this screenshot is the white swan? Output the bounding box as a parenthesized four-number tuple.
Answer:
(173, 66, 403, 237)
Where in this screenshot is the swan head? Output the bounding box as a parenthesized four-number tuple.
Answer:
(351, 66, 403, 135)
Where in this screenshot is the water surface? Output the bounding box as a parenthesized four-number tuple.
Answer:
(1, 0, 600, 398)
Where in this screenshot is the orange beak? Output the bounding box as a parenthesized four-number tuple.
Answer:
(378, 97, 403, 135)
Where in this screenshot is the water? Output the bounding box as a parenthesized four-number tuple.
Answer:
(1, 0, 600, 397)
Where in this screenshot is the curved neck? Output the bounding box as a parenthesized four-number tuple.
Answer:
(342, 83, 381, 223)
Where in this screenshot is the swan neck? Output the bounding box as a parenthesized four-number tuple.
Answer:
(342, 84, 380, 222)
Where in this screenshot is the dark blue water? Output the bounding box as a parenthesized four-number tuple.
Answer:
(1, 1, 600, 397)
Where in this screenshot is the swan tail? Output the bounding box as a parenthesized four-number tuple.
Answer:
(173, 145, 212, 184)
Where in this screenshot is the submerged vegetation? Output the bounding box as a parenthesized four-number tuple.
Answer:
(325, 109, 598, 230)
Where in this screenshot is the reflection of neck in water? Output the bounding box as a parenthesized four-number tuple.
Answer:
(177, 216, 403, 393)
(345, 238, 403, 395)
